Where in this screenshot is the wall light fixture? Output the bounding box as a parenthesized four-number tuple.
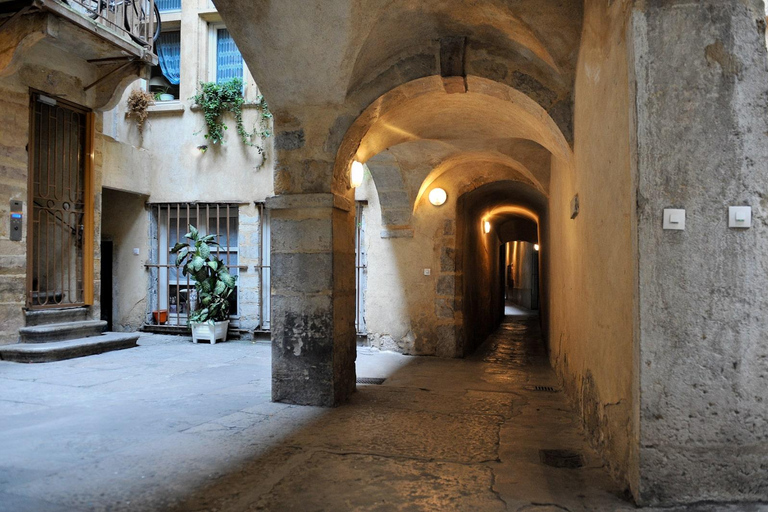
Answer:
(428, 188, 447, 206)
(350, 161, 365, 188)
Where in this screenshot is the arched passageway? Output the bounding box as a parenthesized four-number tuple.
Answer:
(211, 0, 768, 506)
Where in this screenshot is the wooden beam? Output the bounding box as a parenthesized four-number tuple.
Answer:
(83, 111, 95, 306)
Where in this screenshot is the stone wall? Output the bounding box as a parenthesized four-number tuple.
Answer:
(457, 190, 505, 355)
(0, 84, 30, 345)
(356, 172, 462, 357)
(0, 41, 106, 344)
(547, 0, 639, 497)
(633, 0, 768, 504)
(237, 205, 265, 332)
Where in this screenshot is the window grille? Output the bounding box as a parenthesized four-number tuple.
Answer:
(256, 203, 271, 331)
(145, 203, 244, 327)
(27, 95, 89, 309)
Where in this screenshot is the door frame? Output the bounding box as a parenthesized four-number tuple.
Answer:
(25, 90, 95, 309)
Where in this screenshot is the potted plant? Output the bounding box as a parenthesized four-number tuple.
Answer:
(170, 225, 238, 344)
(153, 88, 175, 102)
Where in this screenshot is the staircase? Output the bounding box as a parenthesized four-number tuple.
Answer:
(0, 308, 139, 363)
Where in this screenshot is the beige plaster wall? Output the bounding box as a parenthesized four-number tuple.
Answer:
(99, 1, 275, 331)
(103, 0, 272, 204)
(101, 189, 150, 331)
(546, 0, 638, 495)
(357, 175, 460, 357)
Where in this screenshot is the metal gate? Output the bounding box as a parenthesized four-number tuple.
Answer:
(355, 202, 367, 335)
(27, 94, 89, 309)
(257, 203, 271, 331)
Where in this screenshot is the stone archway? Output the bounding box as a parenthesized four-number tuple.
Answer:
(211, 0, 768, 505)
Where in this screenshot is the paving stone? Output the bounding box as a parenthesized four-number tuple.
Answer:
(0, 324, 743, 511)
(247, 452, 506, 512)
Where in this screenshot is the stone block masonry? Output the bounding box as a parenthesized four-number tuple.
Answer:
(268, 193, 356, 406)
(0, 89, 30, 344)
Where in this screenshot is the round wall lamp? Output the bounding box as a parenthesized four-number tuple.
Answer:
(428, 188, 447, 206)
(534, 244, 540, 251)
(350, 160, 365, 188)
(483, 220, 491, 234)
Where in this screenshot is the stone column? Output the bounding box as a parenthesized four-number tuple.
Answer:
(267, 104, 357, 407)
(633, 0, 768, 505)
(267, 193, 356, 406)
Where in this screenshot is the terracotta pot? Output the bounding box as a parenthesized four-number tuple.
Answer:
(152, 310, 168, 325)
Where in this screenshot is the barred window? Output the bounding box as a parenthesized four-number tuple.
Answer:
(147, 203, 242, 327)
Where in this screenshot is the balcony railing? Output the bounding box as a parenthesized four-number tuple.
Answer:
(60, 0, 159, 48)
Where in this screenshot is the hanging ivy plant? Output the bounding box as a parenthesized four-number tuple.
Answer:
(192, 77, 272, 153)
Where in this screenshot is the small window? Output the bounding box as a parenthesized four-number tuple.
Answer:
(156, 0, 181, 13)
(208, 24, 245, 84)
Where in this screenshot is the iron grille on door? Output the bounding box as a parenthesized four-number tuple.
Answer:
(145, 203, 244, 327)
(27, 95, 88, 309)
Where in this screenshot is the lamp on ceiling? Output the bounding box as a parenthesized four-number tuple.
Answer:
(350, 161, 365, 188)
(483, 220, 491, 234)
(428, 188, 447, 206)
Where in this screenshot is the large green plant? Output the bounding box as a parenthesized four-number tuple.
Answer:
(170, 225, 238, 323)
(191, 77, 272, 152)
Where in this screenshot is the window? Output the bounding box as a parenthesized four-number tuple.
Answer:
(150, 30, 180, 100)
(208, 24, 245, 84)
(148, 204, 242, 327)
(156, 0, 181, 12)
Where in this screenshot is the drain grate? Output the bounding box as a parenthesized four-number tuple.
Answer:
(539, 449, 584, 469)
(356, 377, 386, 385)
(533, 385, 558, 392)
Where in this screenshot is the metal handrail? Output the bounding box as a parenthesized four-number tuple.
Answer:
(58, 0, 160, 48)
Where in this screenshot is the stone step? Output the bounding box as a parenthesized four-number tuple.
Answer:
(0, 332, 139, 363)
(19, 320, 107, 344)
(24, 307, 89, 327)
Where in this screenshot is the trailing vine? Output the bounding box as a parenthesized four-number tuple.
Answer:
(192, 77, 272, 153)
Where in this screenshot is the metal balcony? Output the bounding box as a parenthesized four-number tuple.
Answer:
(0, 0, 159, 65)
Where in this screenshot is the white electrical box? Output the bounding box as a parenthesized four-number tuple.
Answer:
(423, 268, 431, 276)
(663, 209, 686, 231)
(728, 206, 751, 229)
